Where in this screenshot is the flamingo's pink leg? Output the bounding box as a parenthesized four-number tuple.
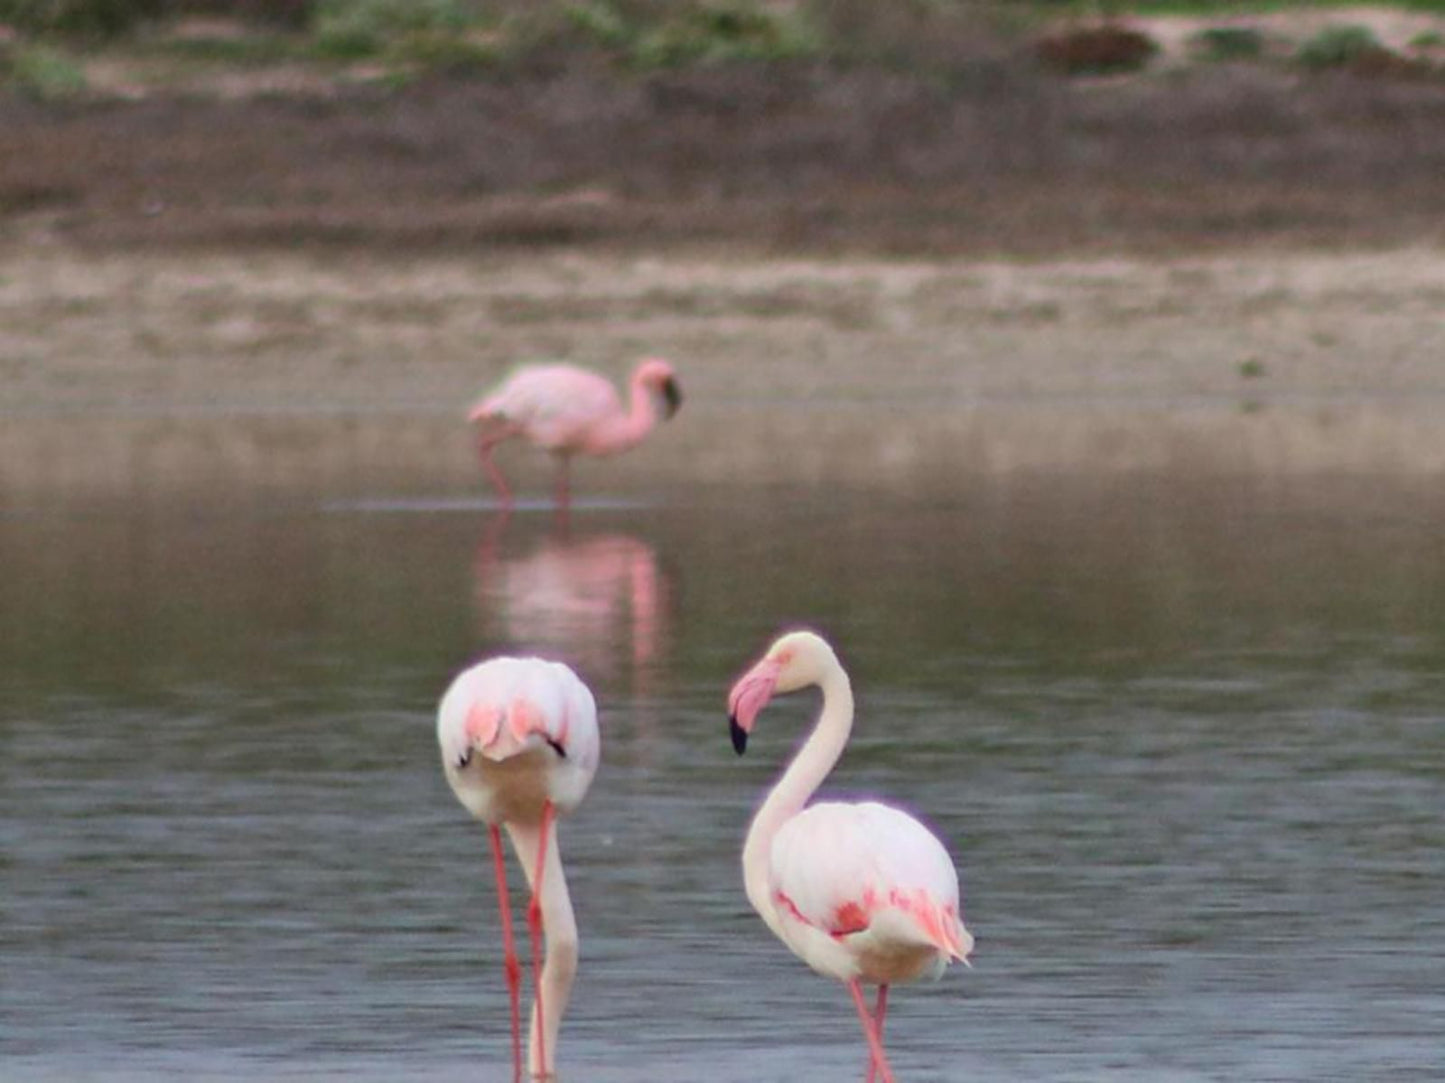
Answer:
(554, 457, 571, 512)
(478, 437, 515, 509)
(526, 801, 556, 1079)
(476, 420, 522, 509)
(848, 979, 895, 1083)
(489, 824, 523, 1083)
(864, 985, 889, 1083)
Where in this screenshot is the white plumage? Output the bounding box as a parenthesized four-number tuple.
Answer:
(727, 630, 972, 1083)
(439, 656, 599, 822)
(437, 655, 600, 1083)
(769, 800, 967, 983)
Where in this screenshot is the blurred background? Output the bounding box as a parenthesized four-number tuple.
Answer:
(3, 2, 1444, 1081)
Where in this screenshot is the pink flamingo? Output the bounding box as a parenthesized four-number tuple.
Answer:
(469, 358, 683, 509)
(727, 631, 974, 1083)
(438, 656, 601, 1082)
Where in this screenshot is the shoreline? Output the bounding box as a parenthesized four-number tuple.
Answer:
(4, 240, 1442, 502)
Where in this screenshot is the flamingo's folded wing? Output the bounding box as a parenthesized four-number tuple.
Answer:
(769, 800, 968, 959)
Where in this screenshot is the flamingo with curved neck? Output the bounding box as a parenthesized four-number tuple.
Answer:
(469, 358, 683, 510)
(728, 630, 974, 1083)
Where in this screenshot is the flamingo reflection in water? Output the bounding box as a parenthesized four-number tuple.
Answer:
(474, 521, 670, 692)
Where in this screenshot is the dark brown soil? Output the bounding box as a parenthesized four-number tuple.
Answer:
(5, 60, 1445, 255)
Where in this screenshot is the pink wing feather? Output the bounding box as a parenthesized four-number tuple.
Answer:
(438, 656, 599, 775)
(768, 801, 967, 958)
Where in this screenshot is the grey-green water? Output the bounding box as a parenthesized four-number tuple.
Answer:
(4, 474, 1444, 1081)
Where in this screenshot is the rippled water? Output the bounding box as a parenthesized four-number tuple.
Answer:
(4, 473, 1444, 1081)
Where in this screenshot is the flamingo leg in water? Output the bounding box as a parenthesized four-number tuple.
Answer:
(479, 445, 514, 508)
(477, 424, 520, 509)
(864, 985, 889, 1083)
(848, 980, 895, 1083)
(489, 825, 524, 1083)
(554, 458, 571, 512)
(526, 801, 556, 1079)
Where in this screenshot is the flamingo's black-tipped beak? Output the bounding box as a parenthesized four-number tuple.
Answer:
(729, 716, 748, 756)
(662, 377, 683, 419)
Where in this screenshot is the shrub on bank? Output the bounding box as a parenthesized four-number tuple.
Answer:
(2, 41, 88, 96)
(1191, 25, 1266, 63)
(0, 0, 162, 37)
(312, 0, 474, 60)
(1294, 24, 1381, 68)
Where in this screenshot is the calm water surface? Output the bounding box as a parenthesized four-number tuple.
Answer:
(3, 475, 1444, 1081)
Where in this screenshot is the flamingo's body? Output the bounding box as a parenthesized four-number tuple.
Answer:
(469, 359, 682, 508)
(727, 631, 973, 1083)
(438, 657, 600, 1082)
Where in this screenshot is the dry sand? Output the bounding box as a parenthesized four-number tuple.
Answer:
(3, 242, 1443, 502)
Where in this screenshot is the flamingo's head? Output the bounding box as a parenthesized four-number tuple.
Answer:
(636, 357, 683, 420)
(726, 630, 836, 755)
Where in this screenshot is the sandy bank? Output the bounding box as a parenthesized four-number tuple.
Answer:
(3, 243, 1443, 502)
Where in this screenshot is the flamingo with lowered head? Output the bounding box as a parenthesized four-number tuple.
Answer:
(438, 656, 601, 1082)
(726, 630, 974, 1083)
(469, 358, 683, 509)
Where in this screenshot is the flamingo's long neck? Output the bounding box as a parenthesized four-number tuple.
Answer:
(742, 660, 854, 922)
(589, 373, 657, 454)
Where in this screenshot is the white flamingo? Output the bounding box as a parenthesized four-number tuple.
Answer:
(727, 630, 974, 1083)
(438, 656, 600, 1082)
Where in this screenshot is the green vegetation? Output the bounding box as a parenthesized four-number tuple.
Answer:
(1294, 24, 1383, 67)
(3, 0, 1445, 43)
(0, 0, 162, 38)
(1191, 26, 1267, 62)
(2, 41, 88, 97)
(1043, 0, 1445, 13)
(312, 0, 473, 60)
(303, 0, 829, 71)
(612, 2, 823, 69)
(0, 0, 1442, 88)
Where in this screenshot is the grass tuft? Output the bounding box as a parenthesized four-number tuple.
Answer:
(4, 43, 89, 98)
(1294, 24, 1382, 68)
(1191, 25, 1266, 62)
(311, 0, 479, 61)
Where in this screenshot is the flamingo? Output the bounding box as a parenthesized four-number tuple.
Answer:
(469, 358, 683, 510)
(437, 656, 601, 1082)
(726, 630, 974, 1083)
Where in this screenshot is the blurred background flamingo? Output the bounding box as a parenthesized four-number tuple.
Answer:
(726, 630, 973, 1083)
(438, 656, 601, 1082)
(469, 358, 683, 511)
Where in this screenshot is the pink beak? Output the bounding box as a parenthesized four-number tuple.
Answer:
(726, 657, 781, 755)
